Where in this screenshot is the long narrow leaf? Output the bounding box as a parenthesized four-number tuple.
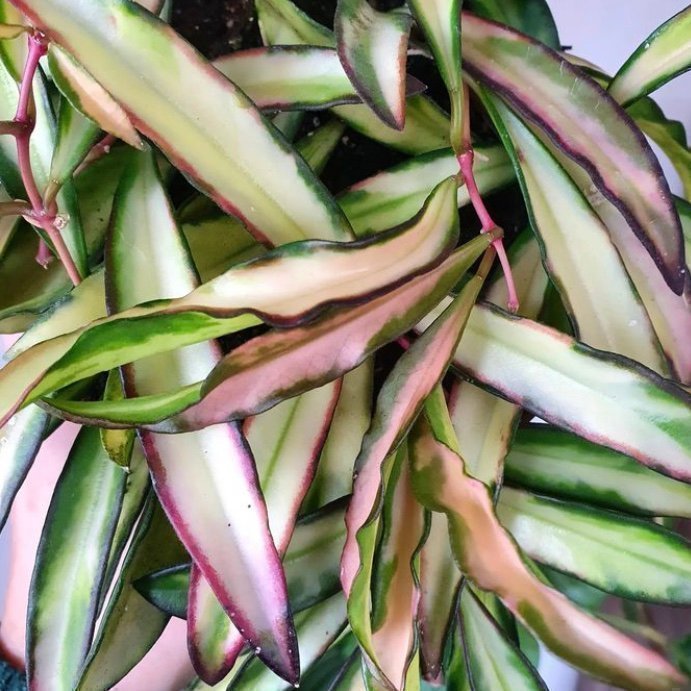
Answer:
(609, 7, 691, 106)
(335, 0, 411, 129)
(505, 425, 691, 518)
(409, 418, 685, 691)
(27, 427, 127, 691)
(461, 11, 685, 294)
(497, 487, 691, 604)
(16, 0, 352, 247)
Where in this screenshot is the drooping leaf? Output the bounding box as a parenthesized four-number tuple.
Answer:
(407, 0, 462, 149)
(459, 588, 546, 691)
(461, 11, 685, 294)
(335, 0, 411, 129)
(106, 150, 298, 683)
(0, 177, 461, 428)
(27, 426, 127, 691)
(338, 145, 513, 236)
(47, 46, 143, 149)
(99, 371, 134, 468)
(609, 7, 691, 106)
(482, 92, 666, 374)
(188, 382, 340, 683)
(408, 417, 686, 691)
(497, 487, 691, 604)
(465, 0, 560, 49)
(77, 496, 187, 691)
(505, 425, 691, 518)
(434, 304, 691, 482)
(228, 595, 347, 690)
(343, 262, 490, 685)
(16, 0, 352, 247)
(213, 46, 362, 111)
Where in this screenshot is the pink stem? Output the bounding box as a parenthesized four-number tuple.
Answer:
(35, 238, 52, 267)
(14, 32, 82, 286)
(454, 84, 519, 312)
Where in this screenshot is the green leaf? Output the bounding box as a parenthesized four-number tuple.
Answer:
(188, 382, 341, 683)
(628, 96, 691, 199)
(408, 0, 462, 149)
(0, 22, 25, 38)
(441, 305, 691, 482)
(459, 589, 546, 691)
(107, 149, 298, 684)
(46, 93, 100, 202)
(505, 425, 691, 518)
(0, 0, 26, 79)
(338, 145, 513, 236)
(332, 96, 451, 155)
(609, 7, 691, 106)
(27, 427, 126, 691)
(461, 11, 686, 294)
(229, 595, 347, 690)
(408, 417, 686, 691)
(482, 92, 666, 374)
(2, 176, 461, 428)
(295, 119, 347, 176)
(77, 496, 187, 691)
(301, 364, 373, 514)
(213, 46, 362, 111)
(343, 264, 489, 685)
(255, 0, 334, 47)
(187, 233, 493, 434)
(497, 487, 691, 604)
(99, 370, 134, 467)
(335, 0, 411, 129)
(16, 0, 352, 247)
(465, 0, 560, 49)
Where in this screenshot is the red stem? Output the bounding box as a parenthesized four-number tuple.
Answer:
(455, 84, 518, 312)
(14, 32, 82, 286)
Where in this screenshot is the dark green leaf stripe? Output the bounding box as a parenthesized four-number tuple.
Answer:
(505, 425, 691, 518)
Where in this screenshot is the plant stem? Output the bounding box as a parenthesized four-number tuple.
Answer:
(0, 199, 31, 217)
(14, 32, 82, 286)
(455, 84, 518, 312)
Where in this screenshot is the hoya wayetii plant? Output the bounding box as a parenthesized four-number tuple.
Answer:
(0, 0, 689, 689)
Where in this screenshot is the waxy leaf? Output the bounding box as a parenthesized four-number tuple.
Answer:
(183, 233, 494, 433)
(461, 12, 685, 294)
(295, 118, 347, 176)
(485, 94, 665, 374)
(459, 589, 546, 691)
(213, 47, 361, 111)
(229, 595, 347, 690)
(0, 21, 23, 37)
(15, 0, 351, 247)
(338, 145, 513, 236)
(609, 7, 691, 107)
(498, 487, 691, 604)
(465, 0, 559, 49)
(188, 382, 340, 683)
(0, 177, 461, 428)
(407, 0, 462, 149)
(444, 305, 691, 482)
(409, 418, 686, 691)
(106, 150, 298, 683)
(77, 497, 187, 691)
(335, 0, 411, 129)
(48, 47, 142, 149)
(505, 425, 691, 519)
(28, 427, 127, 691)
(255, 0, 334, 47)
(343, 263, 490, 686)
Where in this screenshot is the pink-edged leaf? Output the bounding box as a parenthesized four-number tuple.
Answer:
(341, 261, 491, 598)
(335, 0, 411, 129)
(188, 382, 340, 683)
(106, 150, 298, 683)
(409, 417, 686, 691)
(444, 305, 691, 483)
(462, 11, 685, 294)
(182, 233, 496, 433)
